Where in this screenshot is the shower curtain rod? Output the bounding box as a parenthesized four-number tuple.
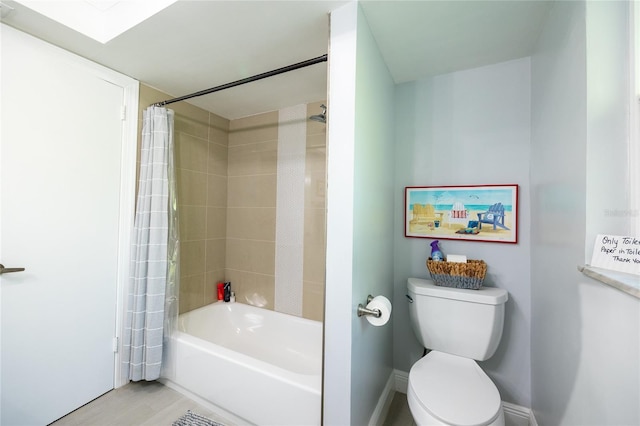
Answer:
(154, 54, 328, 107)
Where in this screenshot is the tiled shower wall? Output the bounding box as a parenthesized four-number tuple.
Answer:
(138, 85, 229, 315)
(138, 85, 325, 321)
(224, 103, 327, 321)
(301, 102, 327, 321)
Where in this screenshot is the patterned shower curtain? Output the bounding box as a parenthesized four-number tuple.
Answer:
(122, 106, 178, 381)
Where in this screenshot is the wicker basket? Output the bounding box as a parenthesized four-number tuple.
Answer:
(426, 259, 487, 290)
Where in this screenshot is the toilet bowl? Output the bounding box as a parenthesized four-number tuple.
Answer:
(407, 351, 504, 426)
(406, 278, 508, 426)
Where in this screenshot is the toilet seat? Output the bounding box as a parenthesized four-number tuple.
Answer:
(408, 351, 502, 426)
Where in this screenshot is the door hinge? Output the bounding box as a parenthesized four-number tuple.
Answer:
(112, 337, 119, 353)
(120, 105, 126, 121)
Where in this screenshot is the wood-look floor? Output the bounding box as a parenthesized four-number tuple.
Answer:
(49, 381, 235, 426)
(50, 381, 414, 426)
(383, 392, 416, 426)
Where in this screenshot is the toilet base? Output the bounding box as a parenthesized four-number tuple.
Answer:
(407, 386, 505, 426)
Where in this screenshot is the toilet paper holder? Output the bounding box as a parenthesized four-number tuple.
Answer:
(357, 295, 382, 318)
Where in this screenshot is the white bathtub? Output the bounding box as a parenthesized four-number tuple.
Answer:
(163, 301, 322, 425)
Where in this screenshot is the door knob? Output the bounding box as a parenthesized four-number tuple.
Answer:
(0, 264, 25, 274)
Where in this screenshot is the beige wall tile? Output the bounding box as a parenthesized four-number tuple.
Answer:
(175, 132, 208, 173)
(178, 274, 205, 313)
(209, 113, 229, 147)
(180, 240, 206, 277)
(303, 280, 325, 322)
(305, 134, 326, 213)
(229, 111, 278, 146)
(206, 174, 228, 207)
(226, 207, 276, 241)
(179, 205, 206, 242)
(303, 134, 326, 305)
(172, 102, 209, 137)
(303, 240, 326, 284)
(304, 208, 326, 246)
(227, 141, 278, 177)
(227, 175, 277, 208)
(206, 207, 227, 239)
(225, 239, 275, 275)
(175, 114, 209, 141)
(205, 238, 226, 272)
(173, 101, 209, 120)
(305, 170, 326, 210)
(306, 137, 327, 168)
(224, 269, 275, 310)
(177, 169, 207, 206)
(207, 142, 228, 176)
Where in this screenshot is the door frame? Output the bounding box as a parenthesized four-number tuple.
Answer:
(101, 66, 139, 390)
(113, 77, 139, 389)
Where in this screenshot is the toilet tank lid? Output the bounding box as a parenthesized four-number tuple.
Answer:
(408, 278, 508, 305)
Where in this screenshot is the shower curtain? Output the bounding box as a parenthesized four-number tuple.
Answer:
(122, 106, 179, 382)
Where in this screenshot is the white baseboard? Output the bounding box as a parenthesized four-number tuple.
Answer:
(368, 371, 396, 426)
(502, 402, 532, 426)
(393, 369, 409, 394)
(392, 370, 537, 426)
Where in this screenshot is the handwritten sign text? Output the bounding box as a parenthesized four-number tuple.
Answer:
(591, 234, 640, 275)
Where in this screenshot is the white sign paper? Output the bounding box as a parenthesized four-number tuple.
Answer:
(591, 234, 640, 275)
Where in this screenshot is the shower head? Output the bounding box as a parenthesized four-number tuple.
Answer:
(309, 104, 326, 124)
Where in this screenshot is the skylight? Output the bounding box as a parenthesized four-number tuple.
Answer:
(14, 0, 177, 43)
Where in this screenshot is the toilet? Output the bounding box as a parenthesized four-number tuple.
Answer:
(406, 277, 509, 426)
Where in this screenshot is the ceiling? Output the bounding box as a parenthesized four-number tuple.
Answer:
(0, 0, 553, 120)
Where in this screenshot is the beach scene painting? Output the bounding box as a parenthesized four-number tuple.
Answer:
(405, 184, 518, 243)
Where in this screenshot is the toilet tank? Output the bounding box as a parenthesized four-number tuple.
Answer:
(407, 277, 508, 361)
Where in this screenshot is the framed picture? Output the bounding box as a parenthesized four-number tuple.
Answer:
(405, 184, 518, 243)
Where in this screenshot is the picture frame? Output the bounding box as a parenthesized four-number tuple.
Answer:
(405, 184, 519, 243)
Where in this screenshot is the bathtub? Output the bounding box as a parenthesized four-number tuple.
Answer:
(163, 301, 322, 425)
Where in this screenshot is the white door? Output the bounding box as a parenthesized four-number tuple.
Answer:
(1, 26, 136, 425)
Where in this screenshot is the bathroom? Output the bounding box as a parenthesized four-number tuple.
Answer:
(1, 1, 638, 425)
